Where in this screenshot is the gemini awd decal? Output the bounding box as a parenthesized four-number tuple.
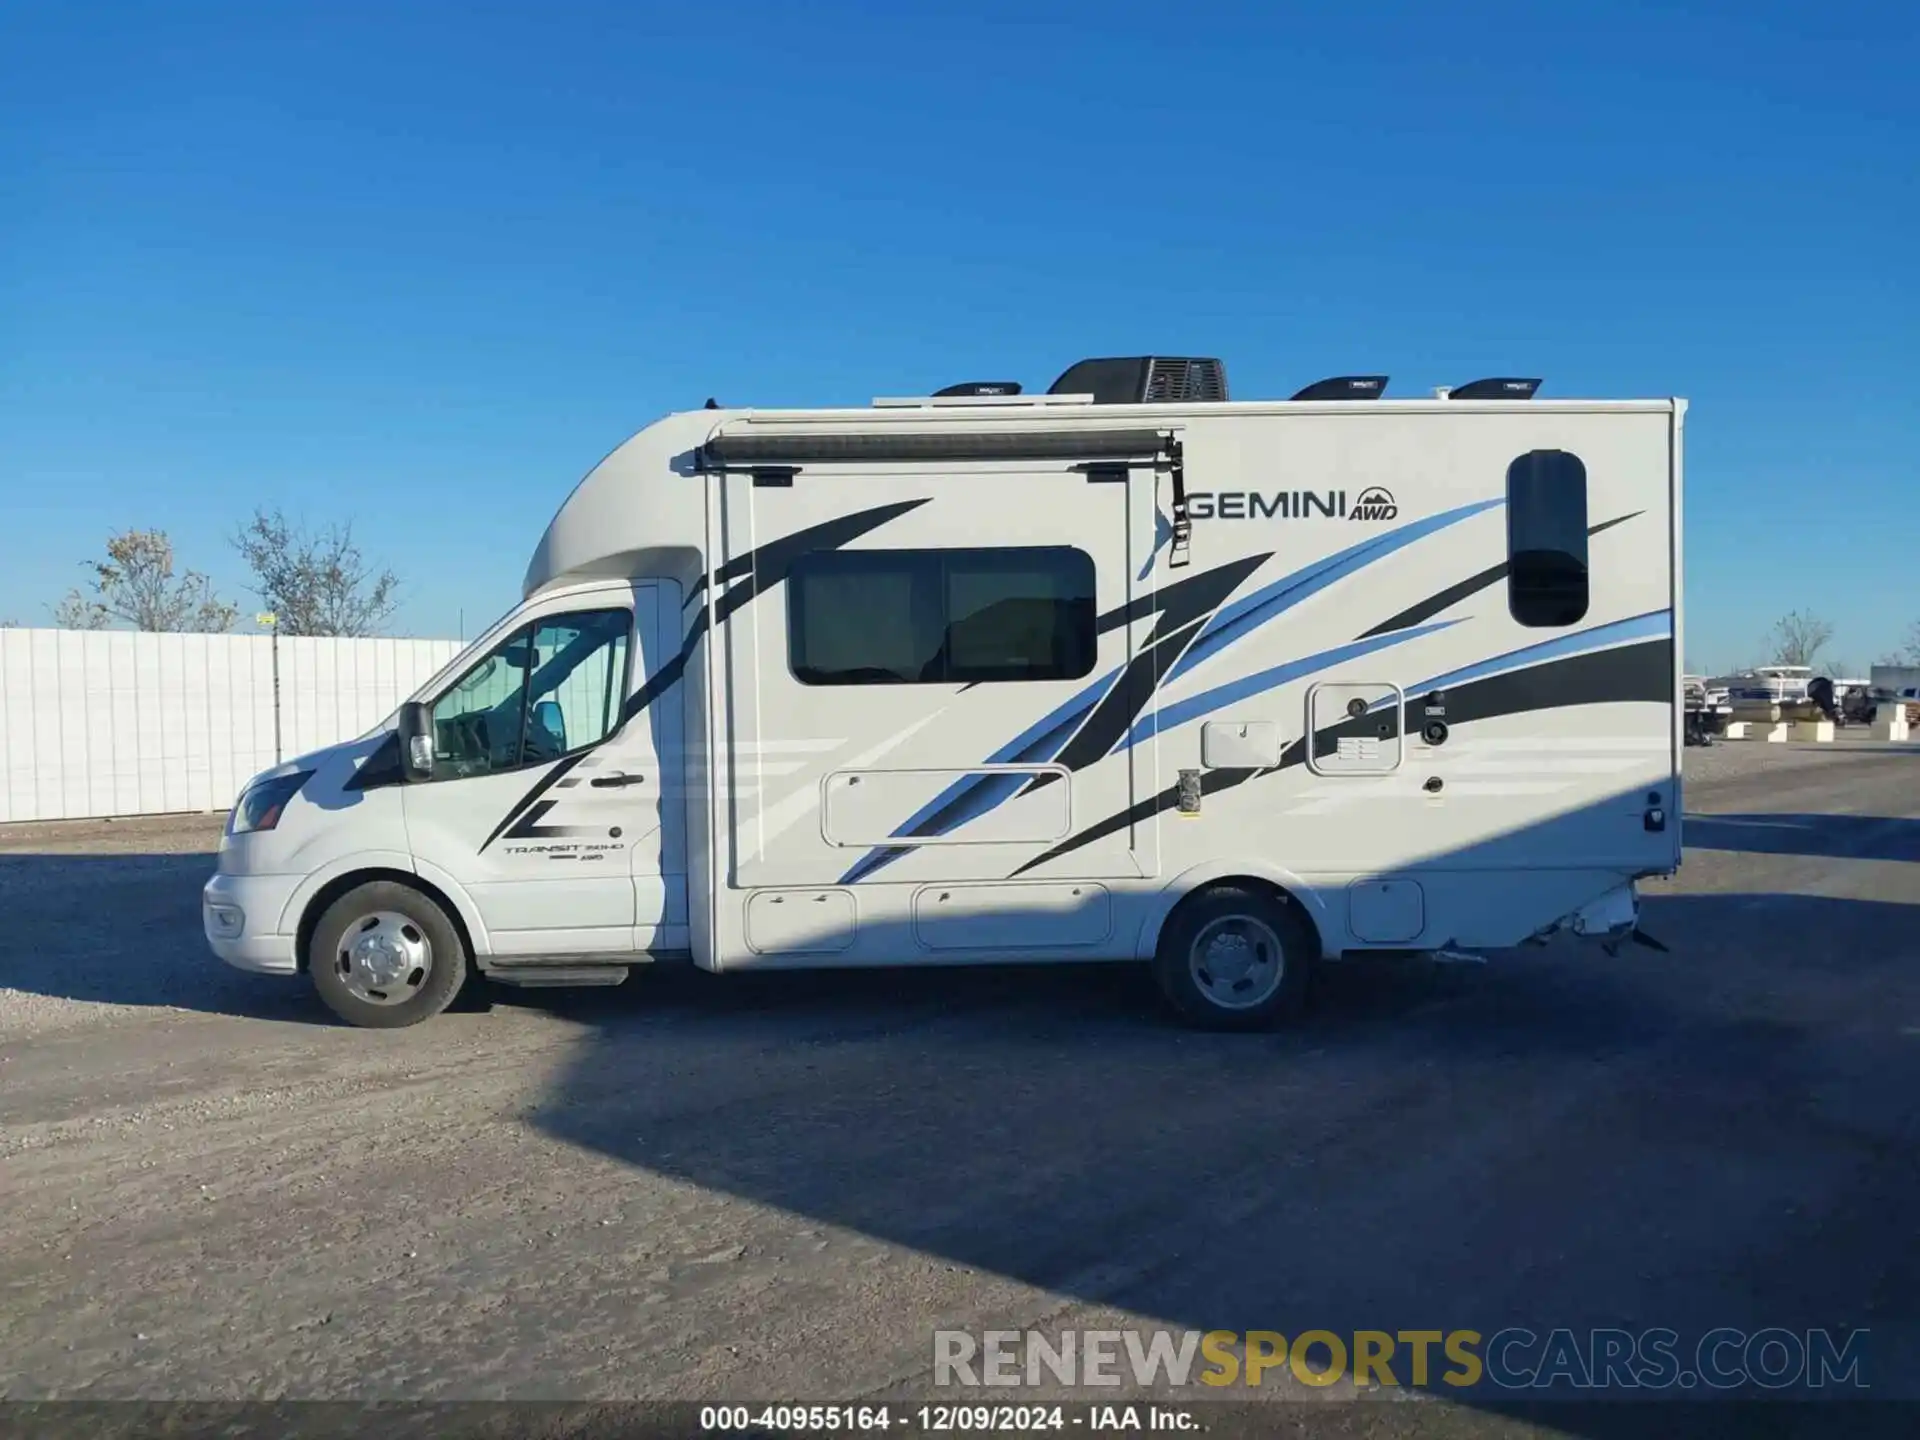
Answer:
(1351, 486, 1398, 521)
(1186, 486, 1399, 522)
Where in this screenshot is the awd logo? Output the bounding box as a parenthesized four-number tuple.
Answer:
(1186, 487, 1399, 522)
(1350, 486, 1398, 521)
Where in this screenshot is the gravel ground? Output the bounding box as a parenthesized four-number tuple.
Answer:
(3, 740, 1919, 1434)
(1677, 736, 1915, 785)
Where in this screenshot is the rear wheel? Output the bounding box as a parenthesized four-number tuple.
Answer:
(308, 881, 468, 1029)
(1152, 884, 1316, 1031)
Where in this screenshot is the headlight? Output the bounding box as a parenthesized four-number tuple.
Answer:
(229, 771, 314, 835)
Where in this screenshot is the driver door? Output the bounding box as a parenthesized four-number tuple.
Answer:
(403, 583, 658, 957)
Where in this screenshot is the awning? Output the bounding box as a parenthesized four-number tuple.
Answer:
(700, 426, 1172, 468)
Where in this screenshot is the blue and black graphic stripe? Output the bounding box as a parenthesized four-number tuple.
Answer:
(1357, 511, 1641, 639)
(838, 496, 1523, 879)
(1009, 631, 1674, 876)
(836, 553, 1271, 882)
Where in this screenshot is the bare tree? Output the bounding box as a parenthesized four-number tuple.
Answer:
(232, 508, 399, 638)
(1906, 621, 1920, 665)
(1765, 611, 1834, 669)
(55, 529, 238, 632)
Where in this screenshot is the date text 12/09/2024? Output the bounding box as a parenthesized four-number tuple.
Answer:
(699, 1404, 1198, 1433)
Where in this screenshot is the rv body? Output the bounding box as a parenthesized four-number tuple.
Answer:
(203, 359, 1685, 1029)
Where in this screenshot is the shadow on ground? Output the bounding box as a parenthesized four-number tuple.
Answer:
(512, 887, 1920, 1425)
(0, 853, 314, 1022)
(1684, 813, 1920, 862)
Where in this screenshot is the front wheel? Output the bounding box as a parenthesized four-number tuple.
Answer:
(308, 881, 468, 1029)
(1152, 884, 1316, 1031)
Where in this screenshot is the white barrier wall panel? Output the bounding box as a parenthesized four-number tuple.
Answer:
(0, 628, 465, 823)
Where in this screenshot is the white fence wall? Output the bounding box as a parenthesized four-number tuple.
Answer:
(0, 629, 463, 823)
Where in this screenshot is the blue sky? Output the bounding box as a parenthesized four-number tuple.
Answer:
(2, 0, 1914, 674)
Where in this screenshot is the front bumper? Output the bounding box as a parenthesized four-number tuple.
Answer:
(202, 872, 302, 975)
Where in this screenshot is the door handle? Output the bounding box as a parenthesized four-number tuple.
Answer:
(590, 773, 646, 788)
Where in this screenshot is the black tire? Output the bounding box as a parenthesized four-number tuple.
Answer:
(1152, 883, 1317, 1032)
(308, 880, 469, 1029)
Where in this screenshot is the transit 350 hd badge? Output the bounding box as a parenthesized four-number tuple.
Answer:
(1184, 486, 1399, 522)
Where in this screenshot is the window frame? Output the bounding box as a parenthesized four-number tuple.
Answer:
(419, 604, 636, 782)
(785, 544, 1099, 688)
(1505, 449, 1591, 629)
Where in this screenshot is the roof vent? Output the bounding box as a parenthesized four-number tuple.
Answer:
(1446, 377, 1541, 400)
(934, 381, 1023, 397)
(1047, 356, 1228, 405)
(1290, 375, 1388, 401)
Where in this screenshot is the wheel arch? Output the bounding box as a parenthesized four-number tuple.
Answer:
(1132, 860, 1335, 962)
(293, 866, 480, 975)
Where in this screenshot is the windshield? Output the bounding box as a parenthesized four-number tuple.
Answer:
(360, 599, 527, 739)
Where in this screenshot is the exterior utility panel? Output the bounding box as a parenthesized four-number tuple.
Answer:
(204, 389, 1683, 1026)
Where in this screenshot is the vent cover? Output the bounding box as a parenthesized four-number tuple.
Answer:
(1047, 356, 1228, 405)
(934, 381, 1022, 397)
(1447, 377, 1541, 400)
(1290, 375, 1388, 402)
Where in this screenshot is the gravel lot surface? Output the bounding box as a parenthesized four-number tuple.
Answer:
(4, 738, 1919, 1435)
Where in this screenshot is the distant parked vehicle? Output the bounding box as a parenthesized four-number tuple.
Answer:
(1683, 675, 1731, 746)
(1841, 688, 1878, 725)
(1709, 665, 1813, 706)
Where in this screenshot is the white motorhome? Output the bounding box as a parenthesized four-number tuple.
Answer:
(203, 358, 1684, 1031)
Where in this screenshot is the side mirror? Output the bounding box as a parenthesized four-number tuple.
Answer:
(532, 698, 567, 753)
(397, 700, 435, 782)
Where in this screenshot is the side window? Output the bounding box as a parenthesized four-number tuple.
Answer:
(788, 551, 943, 684)
(428, 608, 631, 778)
(944, 550, 1097, 682)
(1507, 450, 1589, 627)
(788, 547, 1096, 686)
(525, 610, 631, 761)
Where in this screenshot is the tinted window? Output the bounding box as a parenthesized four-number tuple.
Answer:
(427, 608, 631, 778)
(1506, 450, 1589, 627)
(525, 612, 631, 761)
(789, 547, 1096, 685)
